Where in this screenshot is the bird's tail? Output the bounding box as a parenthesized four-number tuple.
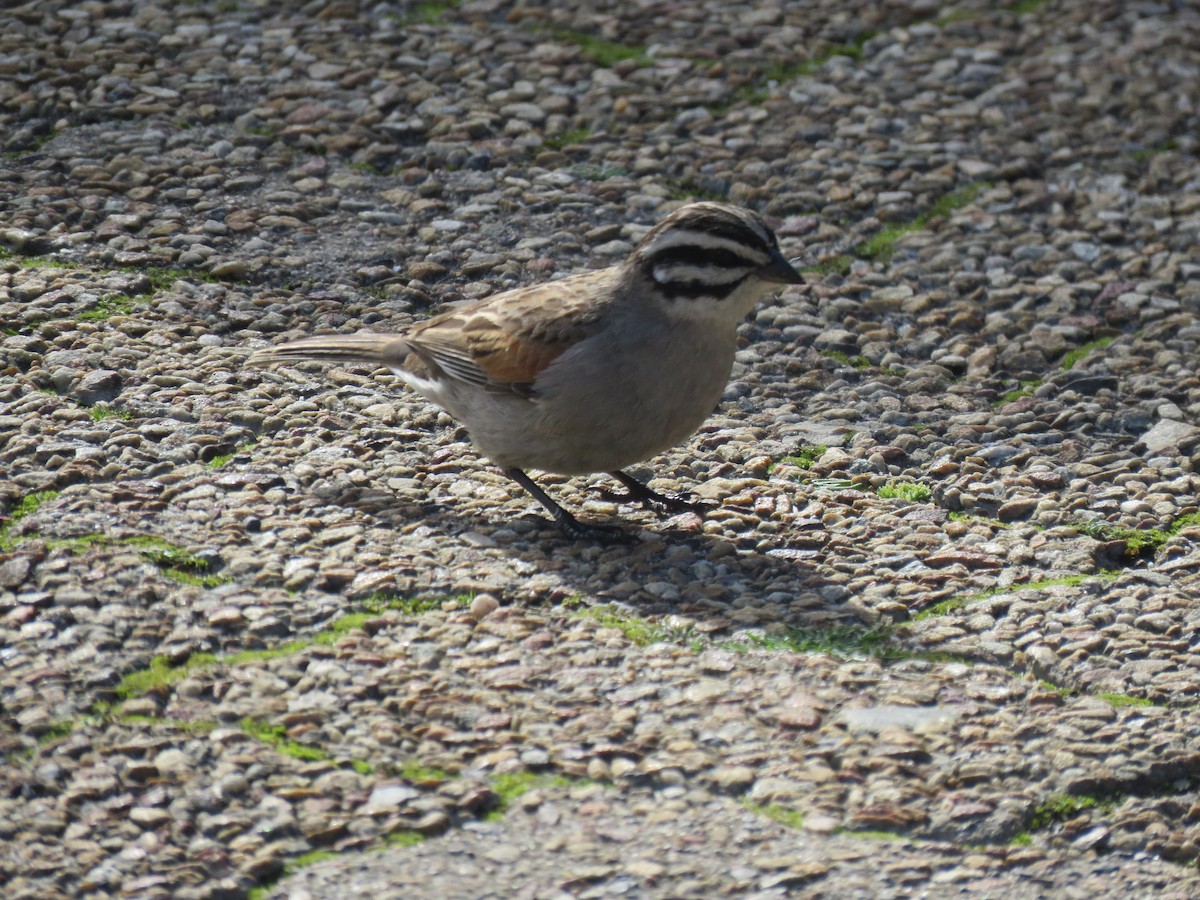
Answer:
(250, 333, 409, 369)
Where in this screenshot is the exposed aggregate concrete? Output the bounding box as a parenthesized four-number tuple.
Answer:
(2, 0, 1199, 897)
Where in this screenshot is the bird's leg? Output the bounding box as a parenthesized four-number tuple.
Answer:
(597, 470, 714, 517)
(503, 468, 636, 542)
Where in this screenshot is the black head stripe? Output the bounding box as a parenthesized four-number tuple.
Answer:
(656, 276, 749, 300)
(685, 208, 774, 253)
(635, 203, 785, 300)
(649, 245, 757, 271)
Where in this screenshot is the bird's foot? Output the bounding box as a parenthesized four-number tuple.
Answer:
(504, 466, 639, 543)
(598, 471, 714, 518)
(551, 509, 640, 544)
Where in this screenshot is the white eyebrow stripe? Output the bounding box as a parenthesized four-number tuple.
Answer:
(640, 229, 770, 263)
(652, 263, 752, 285)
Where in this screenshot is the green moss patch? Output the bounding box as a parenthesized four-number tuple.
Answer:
(717, 31, 879, 109)
(78, 293, 149, 321)
(89, 404, 135, 422)
(946, 511, 1011, 529)
(384, 829, 425, 847)
(387, 0, 463, 26)
(997, 380, 1041, 404)
(551, 29, 650, 68)
(914, 572, 1120, 620)
(206, 442, 255, 468)
(540, 127, 591, 151)
(771, 444, 828, 472)
(723, 624, 902, 660)
(1073, 516, 1198, 559)
(484, 771, 599, 821)
(746, 801, 805, 829)
(0, 490, 61, 550)
(568, 603, 700, 648)
(1061, 336, 1115, 370)
(396, 760, 454, 783)
(824, 350, 870, 368)
(665, 178, 730, 203)
(1097, 692, 1156, 709)
(877, 481, 932, 502)
(856, 183, 989, 265)
(131, 538, 229, 588)
(1029, 793, 1113, 830)
(115, 593, 457, 702)
(247, 849, 341, 900)
(240, 718, 329, 762)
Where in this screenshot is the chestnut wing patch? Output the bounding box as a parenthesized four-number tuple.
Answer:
(407, 323, 568, 397)
(403, 273, 613, 397)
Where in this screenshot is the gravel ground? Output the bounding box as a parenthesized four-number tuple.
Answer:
(2, 0, 1200, 897)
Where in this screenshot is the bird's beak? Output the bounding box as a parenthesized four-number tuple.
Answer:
(758, 248, 804, 284)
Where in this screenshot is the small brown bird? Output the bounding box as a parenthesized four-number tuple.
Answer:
(253, 202, 802, 539)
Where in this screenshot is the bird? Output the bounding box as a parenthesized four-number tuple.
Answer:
(252, 201, 803, 540)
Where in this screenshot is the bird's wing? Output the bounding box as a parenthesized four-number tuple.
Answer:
(402, 268, 618, 396)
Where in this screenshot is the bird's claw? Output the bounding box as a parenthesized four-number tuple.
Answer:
(595, 484, 714, 518)
(552, 510, 640, 543)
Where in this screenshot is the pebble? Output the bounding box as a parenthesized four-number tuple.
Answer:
(468, 593, 501, 620)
